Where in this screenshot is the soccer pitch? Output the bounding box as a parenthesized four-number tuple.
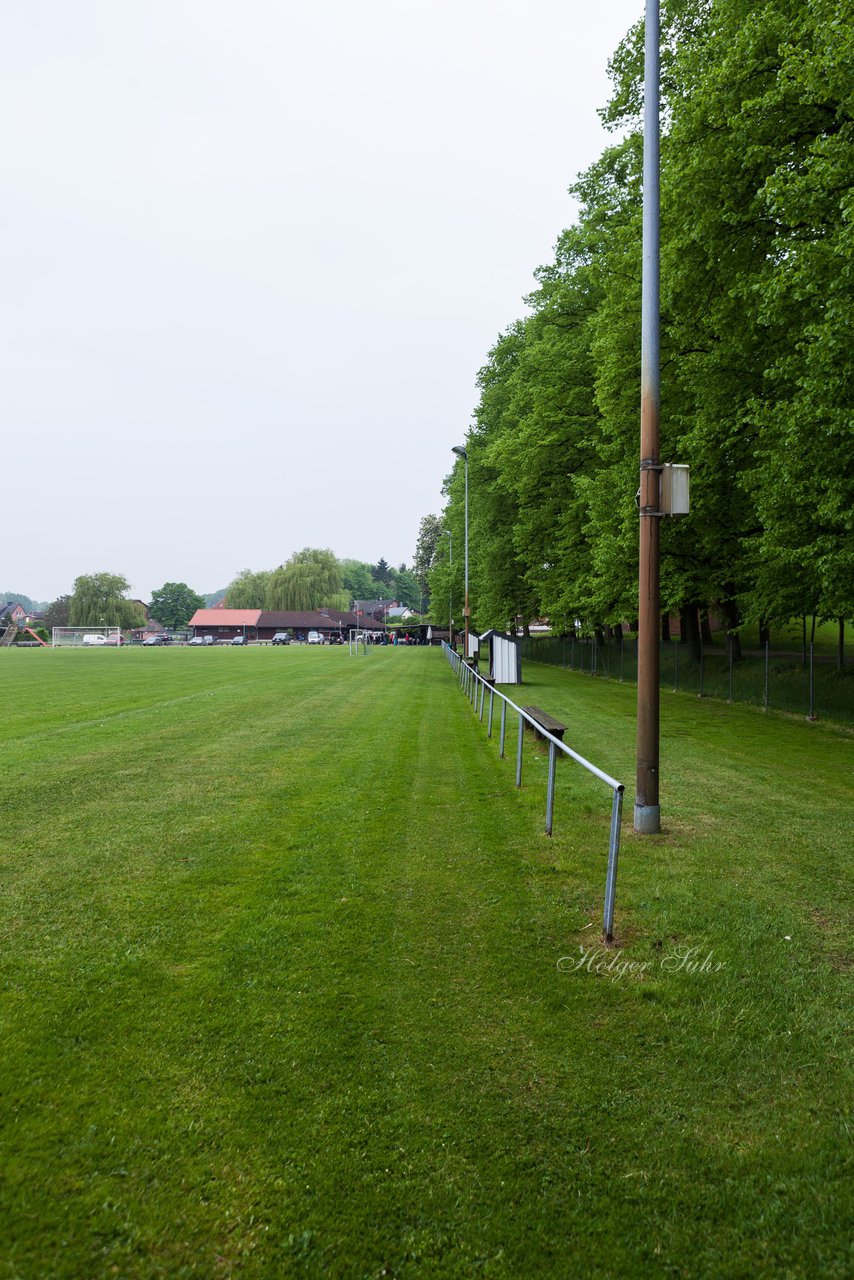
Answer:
(1, 646, 851, 1278)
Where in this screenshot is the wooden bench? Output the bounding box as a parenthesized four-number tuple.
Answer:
(522, 705, 567, 742)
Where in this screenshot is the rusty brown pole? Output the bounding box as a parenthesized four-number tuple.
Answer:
(452, 445, 469, 662)
(635, 0, 661, 835)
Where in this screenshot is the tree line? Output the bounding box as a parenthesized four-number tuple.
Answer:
(37, 547, 433, 633)
(223, 550, 425, 612)
(424, 0, 852, 657)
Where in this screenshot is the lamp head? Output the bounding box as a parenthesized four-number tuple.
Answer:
(451, 445, 467, 460)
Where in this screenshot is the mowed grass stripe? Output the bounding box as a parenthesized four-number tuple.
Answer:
(0, 647, 851, 1279)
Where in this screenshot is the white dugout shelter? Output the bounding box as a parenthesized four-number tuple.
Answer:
(480, 630, 522, 684)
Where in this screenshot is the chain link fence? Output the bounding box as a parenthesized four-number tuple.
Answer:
(518, 634, 854, 725)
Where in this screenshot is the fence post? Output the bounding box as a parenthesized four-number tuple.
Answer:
(487, 689, 494, 738)
(699, 642, 705, 698)
(728, 635, 733, 702)
(478, 679, 485, 721)
(516, 714, 524, 788)
(571, 637, 575, 670)
(808, 643, 816, 720)
(603, 788, 624, 943)
(620, 633, 624, 682)
(674, 637, 679, 692)
(499, 699, 507, 757)
(545, 741, 556, 835)
(764, 640, 770, 712)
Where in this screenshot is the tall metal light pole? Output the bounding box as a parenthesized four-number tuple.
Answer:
(442, 529, 453, 645)
(451, 446, 469, 661)
(635, 0, 661, 835)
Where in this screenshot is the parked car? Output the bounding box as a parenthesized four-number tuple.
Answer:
(83, 634, 108, 646)
(104, 633, 124, 645)
(327, 633, 344, 645)
(231, 635, 246, 645)
(307, 631, 324, 645)
(272, 632, 290, 645)
(203, 636, 216, 645)
(143, 635, 167, 646)
(188, 636, 205, 645)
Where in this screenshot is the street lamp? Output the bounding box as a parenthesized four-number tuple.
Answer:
(451, 445, 469, 662)
(442, 529, 453, 646)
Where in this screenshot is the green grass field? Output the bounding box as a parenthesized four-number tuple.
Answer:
(1, 646, 851, 1279)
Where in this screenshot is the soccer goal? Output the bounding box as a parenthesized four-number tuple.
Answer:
(52, 626, 123, 648)
(348, 629, 371, 656)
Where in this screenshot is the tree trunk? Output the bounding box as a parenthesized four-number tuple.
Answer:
(700, 609, 713, 646)
(661, 613, 671, 643)
(680, 605, 702, 664)
(811, 614, 817, 644)
(839, 618, 845, 673)
(720, 599, 742, 663)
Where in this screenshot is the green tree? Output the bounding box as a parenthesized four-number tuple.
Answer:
(390, 565, 422, 610)
(42, 595, 71, 631)
(339, 559, 375, 605)
(267, 549, 348, 611)
(149, 582, 205, 630)
(225, 569, 272, 609)
(0, 592, 38, 612)
(69, 573, 145, 629)
(413, 516, 443, 600)
(371, 558, 392, 589)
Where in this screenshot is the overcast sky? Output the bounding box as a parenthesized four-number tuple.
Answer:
(1, 0, 641, 603)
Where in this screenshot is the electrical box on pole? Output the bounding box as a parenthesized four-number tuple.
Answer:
(660, 463, 690, 516)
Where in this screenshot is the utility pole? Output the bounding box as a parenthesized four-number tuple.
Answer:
(452, 445, 469, 662)
(443, 529, 453, 646)
(635, 0, 661, 835)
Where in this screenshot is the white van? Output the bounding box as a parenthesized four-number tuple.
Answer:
(307, 631, 324, 645)
(83, 634, 108, 646)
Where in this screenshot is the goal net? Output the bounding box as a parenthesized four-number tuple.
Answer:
(348, 629, 371, 655)
(52, 626, 123, 648)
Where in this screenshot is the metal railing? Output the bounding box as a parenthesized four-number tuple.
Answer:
(442, 642, 625, 941)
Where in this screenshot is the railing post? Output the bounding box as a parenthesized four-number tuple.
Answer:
(603, 787, 624, 942)
(478, 679, 485, 721)
(499, 700, 507, 758)
(698, 642, 704, 698)
(727, 635, 733, 702)
(516, 714, 524, 788)
(487, 689, 494, 737)
(545, 740, 556, 835)
(809, 643, 816, 720)
(764, 640, 770, 712)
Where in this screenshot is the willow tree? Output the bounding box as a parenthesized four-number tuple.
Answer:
(225, 569, 272, 609)
(266, 548, 348, 611)
(68, 573, 146, 628)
